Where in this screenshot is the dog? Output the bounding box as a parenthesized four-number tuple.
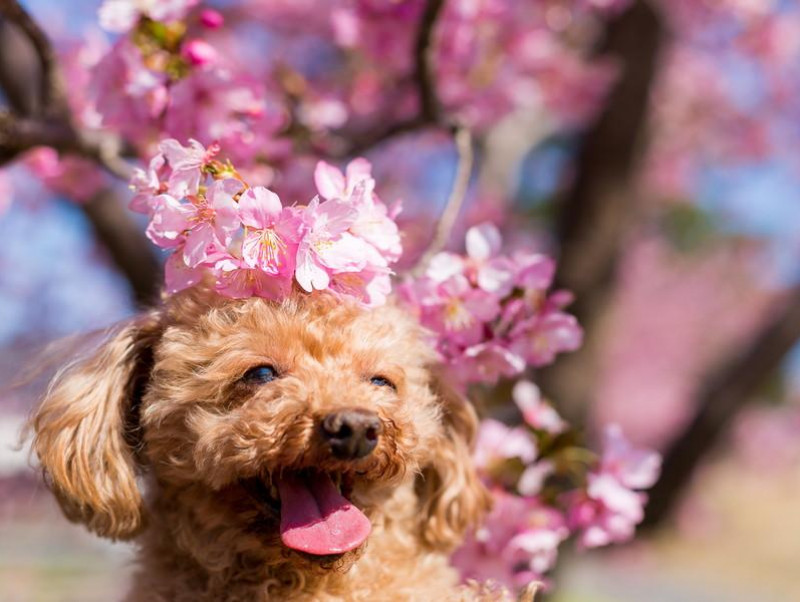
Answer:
(29, 285, 536, 601)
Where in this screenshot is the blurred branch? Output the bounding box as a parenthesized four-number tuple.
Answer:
(339, 0, 445, 156)
(413, 126, 473, 274)
(537, 0, 665, 421)
(79, 189, 162, 307)
(0, 0, 66, 115)
(0, 0, 159, 304)
(0, 0, 133, 179)
(642, 286, 800, 530)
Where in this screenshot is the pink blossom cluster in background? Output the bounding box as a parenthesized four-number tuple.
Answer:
(20, 0, 633, 208)
(131, 139, 401, 306)
(399, 223, 582, 388)
(644, 0, 800, 199)
(453, 381, 661, 589)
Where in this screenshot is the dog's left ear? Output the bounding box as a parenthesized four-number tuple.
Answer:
(29, 313, 161, 540)
(416, 372, 491, 550)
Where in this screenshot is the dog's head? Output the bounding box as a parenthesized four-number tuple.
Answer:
(30, 287, 489, 570)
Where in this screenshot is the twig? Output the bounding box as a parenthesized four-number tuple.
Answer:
(641, 285, 800, 530)
(414, 0, 444, 123)
(412, 126, 473, 274)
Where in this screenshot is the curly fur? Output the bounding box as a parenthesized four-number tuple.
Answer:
(29, 287, 523, 601)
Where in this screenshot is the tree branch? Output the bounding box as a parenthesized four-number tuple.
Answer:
(537, 0, 665, 421)
(338, 0, 446, 156)
(412, 126, 474, 274)
(0, 0, 157, 302)
(0, 0, 66, 115)
(0, 0, 133, 179)
(641, 286, 800, 529)
(79, 189, 162, 307)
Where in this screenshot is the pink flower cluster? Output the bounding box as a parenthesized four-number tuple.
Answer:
(399, 223, 582, 387)
(454, 381, 661, 589)
(565, 424, 661, 549)
(131, 139, 401, 305)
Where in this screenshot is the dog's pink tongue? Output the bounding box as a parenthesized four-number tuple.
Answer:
(277, 473, 371, 556)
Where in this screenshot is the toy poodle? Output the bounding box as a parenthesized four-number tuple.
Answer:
(30, 286, 536, 601)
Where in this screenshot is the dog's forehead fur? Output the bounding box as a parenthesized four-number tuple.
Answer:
(157, 288, 436, 374)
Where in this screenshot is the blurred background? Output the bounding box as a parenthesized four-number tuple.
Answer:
(1, 0, 800, 600)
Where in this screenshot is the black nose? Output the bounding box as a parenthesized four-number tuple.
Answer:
(321, 409, 382, 460)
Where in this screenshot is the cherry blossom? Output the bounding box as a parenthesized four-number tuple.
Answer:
(239, 187, 299, 276)
(513, 380, 567, 435)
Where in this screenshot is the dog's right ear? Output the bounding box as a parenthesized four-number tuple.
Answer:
(29, 313, 161, 540)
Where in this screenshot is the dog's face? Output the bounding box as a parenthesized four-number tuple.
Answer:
(31, 288, 489, 573)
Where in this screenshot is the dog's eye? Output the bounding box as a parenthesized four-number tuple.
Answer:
(242, 365, 278, 384)
(370, 376, 396, 390)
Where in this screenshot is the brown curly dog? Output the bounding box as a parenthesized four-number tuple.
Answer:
(30, 287, 536, 601)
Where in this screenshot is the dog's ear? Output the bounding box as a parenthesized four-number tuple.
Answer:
(30, 314, 161, 540)
(417, 372, 491, 550)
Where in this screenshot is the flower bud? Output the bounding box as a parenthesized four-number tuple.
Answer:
(181, 39, 218, 66)
(199, 8, 224, 29)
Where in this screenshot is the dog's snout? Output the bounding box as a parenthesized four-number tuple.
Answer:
(321, 409, 382, 460)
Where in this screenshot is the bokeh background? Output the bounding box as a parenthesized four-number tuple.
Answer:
(2, 0, 800, 600)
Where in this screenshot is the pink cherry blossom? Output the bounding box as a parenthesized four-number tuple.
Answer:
(181, 178, 243, 267)
(465, 223, 515, 296)
(294, 196, 376, 292)
(199, 8, 225, 29)
(452, 490, 568, 589)
(129, 153, 167, 214)
(565, 425, 661, 549)
(473, 418, 538, 475)
(239, 187, 299, 275)
(566, 474, 649, 549)
(182, 39, 219, 67)
(314, 160, 402, 263)
(509, 309, 583, 368)
(91, 39, 167, 142)
(145, 194, 193, 249)
(598, 424, 661, 490)
(214, 258, 293, 300)
(159, 138, 218, 199)
(314, 158, 374, 201)
(513, 380, 567, 435)
(164, 251, 204, 294)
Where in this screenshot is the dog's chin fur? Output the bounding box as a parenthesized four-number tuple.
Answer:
(29, 286, 506, 601)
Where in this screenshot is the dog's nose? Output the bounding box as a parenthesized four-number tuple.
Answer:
(321, 409, 382, 460)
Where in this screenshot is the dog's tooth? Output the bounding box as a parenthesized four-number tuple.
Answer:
(270, 484, 278, 499)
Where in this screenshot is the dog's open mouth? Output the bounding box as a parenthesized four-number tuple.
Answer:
(243, 470, 371, 557)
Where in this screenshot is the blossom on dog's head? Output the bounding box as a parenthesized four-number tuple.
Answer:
(133, 138, 402, 306)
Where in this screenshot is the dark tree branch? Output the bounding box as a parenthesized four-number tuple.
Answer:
(0, 17, 43, 116)
(0, 0, 158, 303)
(537, 0, 665, 421)
(338, 0, 446, 156)
(414, 0, 444, 124)
(641, 286, 800, 529)
(0, 0, 66, 115)
(0, 0, 133, 179)
(79, 189, 162, 307)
